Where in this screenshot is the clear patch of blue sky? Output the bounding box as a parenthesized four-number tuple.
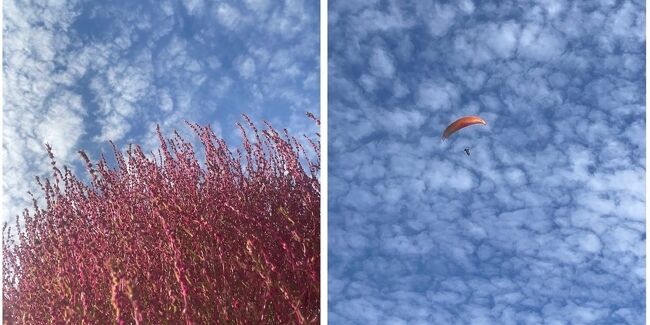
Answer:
(329, 0, 644, 323)
(3, 0, 319, 222)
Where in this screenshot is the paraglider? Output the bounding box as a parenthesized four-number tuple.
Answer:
(441, 115, 487, 141)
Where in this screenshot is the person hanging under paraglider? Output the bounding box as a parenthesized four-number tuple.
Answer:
(441, 115, 487, 157)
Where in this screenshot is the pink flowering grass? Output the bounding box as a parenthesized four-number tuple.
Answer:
(3, 114, 320, 324)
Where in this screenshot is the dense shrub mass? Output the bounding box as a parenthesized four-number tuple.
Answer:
(3, 115, 320, 324)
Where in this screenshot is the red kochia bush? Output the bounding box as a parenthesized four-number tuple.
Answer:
(3, 114, 320, 324)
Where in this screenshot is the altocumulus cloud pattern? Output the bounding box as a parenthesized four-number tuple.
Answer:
(3, 0, 319, 223)
(329, 1, 644, 324)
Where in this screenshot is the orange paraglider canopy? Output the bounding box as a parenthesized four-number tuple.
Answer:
(441, 115, 487, 140)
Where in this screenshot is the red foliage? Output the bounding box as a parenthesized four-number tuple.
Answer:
(3, 115, 320, 324)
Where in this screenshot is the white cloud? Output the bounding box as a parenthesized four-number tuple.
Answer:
(606, 1, 644, 42)
(236, 56, 256, 79)
(416, 80, 459, 111)
(484, 21, 520, 59)
(182, 0, 205, 16)
(158, 89, 174, 112)
(369, 47, 395, 78)
(358, 74, 377, 93)
(377, 109, 425, 137)
(206, 55, 222, 70)
(36, 93, 86, 162)
(96, 113, 131, 143)
(518, 24, 566, 61)
(418, 3, 457, 37)
(350, 1, 414, 38)
(457, 0, 475, 14)
(264, 0, 311, 39)
(455, 69, 487, 91)
(383, 233, 434, 255)
(451, 33, 495, 66)
(538, 0, 565, 17)
(392, 79, 409, 98)
(90, 52, 155, 142)
(215, 3, 243, 30)
(214, 76, 233, 97)
(567, 231, 602, 254)
(244, 0, 271, 13)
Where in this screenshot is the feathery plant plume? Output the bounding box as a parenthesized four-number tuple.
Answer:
(3, 114, 320, 324)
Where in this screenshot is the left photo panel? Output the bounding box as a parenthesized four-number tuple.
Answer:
(3, 1, 320, 323)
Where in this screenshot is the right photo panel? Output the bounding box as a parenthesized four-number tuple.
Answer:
(328, 1, 645, 324)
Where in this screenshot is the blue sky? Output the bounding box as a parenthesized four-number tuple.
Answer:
(3, 0, 319, 223)
(329, 0, 644, 324)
